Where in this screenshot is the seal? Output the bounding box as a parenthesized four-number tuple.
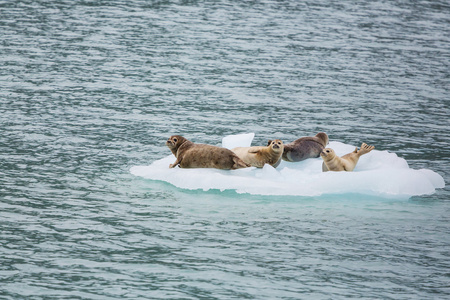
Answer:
(282, 132, 329, 162)
(232, 139, 284, 168)
(321, 143, 375, 172)
(165, 135, 249, 169)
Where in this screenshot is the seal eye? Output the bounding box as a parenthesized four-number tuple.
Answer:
(326, 150, 330, 153)
(173, 138, 178, 143)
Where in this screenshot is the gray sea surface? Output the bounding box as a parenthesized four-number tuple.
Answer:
(1, 0, 449, 299)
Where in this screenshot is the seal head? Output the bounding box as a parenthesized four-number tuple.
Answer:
(166, 135, 189, 156)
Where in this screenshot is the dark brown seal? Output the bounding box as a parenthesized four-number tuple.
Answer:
(166, 135, 249, 169)
(282, 132, 329, 162)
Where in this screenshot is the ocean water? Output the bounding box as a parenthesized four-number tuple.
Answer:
(1, 0, 449, 299)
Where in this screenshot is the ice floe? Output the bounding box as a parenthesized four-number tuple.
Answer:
(130, 133, 445, 199)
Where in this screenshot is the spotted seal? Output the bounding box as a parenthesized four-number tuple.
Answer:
(321, 143, 375, 172)
(232, 139, 284, 168)
(282, 132, 329, 162)
(166, 135, 249, 169)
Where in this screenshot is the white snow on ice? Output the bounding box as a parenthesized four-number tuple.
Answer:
(130, 133, 445, 198)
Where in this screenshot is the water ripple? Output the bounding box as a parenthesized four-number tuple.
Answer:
(1, 0, 449, 298)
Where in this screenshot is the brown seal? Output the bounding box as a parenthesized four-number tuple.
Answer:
(232, 139, 284, 168)
(166, 135, 249, 169)
(282, 132, 329, 162)
(321, 143, 375, 172)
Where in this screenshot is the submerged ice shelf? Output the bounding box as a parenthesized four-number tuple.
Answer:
(130, 134, 445, 199)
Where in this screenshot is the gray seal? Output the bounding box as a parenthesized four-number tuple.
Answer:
(282, 132, 329, 162)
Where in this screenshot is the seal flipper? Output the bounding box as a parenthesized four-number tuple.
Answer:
(357, 143, 375, 155)
(169, 157, 181, 168)
(282, 144, 293, 161)
(322, 162, 329, 172)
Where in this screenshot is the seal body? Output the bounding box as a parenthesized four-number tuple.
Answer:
(282, 132, 329, 162)
(166, 135, 249, 170)
(321, 143, 375, 172)
(232, 139, 284, 168)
